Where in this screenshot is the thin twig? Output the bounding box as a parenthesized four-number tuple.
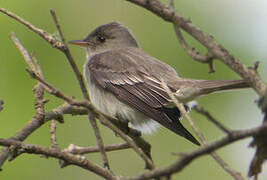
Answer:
(45, 103, 153, 164)
(0, 7, 89, 99)
(44, 103, 87, 122)
(30, 52, 59, 149)
(45, 103, 152, 162)
(160, 80, 203, 142)
(191, 106, 243, 179)
(211, 153, 243, 180)
(161, 80, 244, 180)
(168, 1, 215, 73)
(26, 69, 74, 103)
(64, 143, 130, 154)
(0, 32, 47, 169)
(33, 54, 58, 148)
(0, 8, 63, 48)
(89, 113, 110, 169)
(0, 103, 86, 168)
(49, 120, 58, 148)
(9, 32, 36, 71)
(97, 115, 155, 170)
(172, 25, 215, 73)
(193, 105, 231, 134)
(49, 9, 89, 100)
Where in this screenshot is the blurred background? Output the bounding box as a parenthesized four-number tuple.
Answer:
(0, 0, 266, 179)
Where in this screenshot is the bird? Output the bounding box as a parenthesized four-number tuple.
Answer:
(69, 22, 249, 145)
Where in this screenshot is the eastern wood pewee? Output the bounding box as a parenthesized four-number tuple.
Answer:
(69, 22, 249, 145)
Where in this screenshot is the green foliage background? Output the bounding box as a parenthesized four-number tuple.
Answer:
(0, 0, 266, 179)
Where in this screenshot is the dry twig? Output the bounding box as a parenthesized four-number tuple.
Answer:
(64, 143, 130, 154)
(0, 33, 48, 168)
(161, 80, 244, 180)
(128, 123, 267, 180)
(0, 139, 117, 180)
(193, 105, 231, 134)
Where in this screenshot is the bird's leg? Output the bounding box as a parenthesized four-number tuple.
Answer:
(112, 114, 141, 137)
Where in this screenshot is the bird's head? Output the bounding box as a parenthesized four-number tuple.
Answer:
(69, 22, 138, 57)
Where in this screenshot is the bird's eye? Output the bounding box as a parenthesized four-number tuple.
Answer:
(97, 35, 105, 43)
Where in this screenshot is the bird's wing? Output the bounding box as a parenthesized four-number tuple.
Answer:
(87, 50, 173, 108)
(87, 50, 200, 145)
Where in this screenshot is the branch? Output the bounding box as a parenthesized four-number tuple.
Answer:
(2, 12, 107, 164)
(46, 103, 153, 166)
(64, 143, 130, 154)
(248, 93, 267, 177)
(0, 33, 48, 169)
(0, 103, 72, 169)
(0, 139, 117, 180)
(89, 113, 110, 169)
(49, 119, 58, 148)
(0, 7, 89, 100)
(95, 115, 155, 170)
(0, 102, 86, 167)
(2, 6, 154, 173)
(130, 124, 267, 180)
(25, 68, 155, 169)
(125, 0, 266, 96)
(2, 123, 265, 180)
(126, 0, 266, 178)
(45, 103, 87, 122)
(0, 8, 63, 48)
(49, 9, 89, 100)
(161, 80, 244, 180)
(9, 33, 107, 174)
(45, 103, 153, 164)
(172, 25, 215, 73)
(193, 105, 231, 134)
(2, 2, 264, 179)
(26, 68, 153, 168)
(168, 0, 215, 73)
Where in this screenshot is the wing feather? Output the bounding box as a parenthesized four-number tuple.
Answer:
(87, 49, 200, 145)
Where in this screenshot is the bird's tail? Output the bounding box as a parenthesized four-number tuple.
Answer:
(195, 79, 250, 93)
(169, 79, 250, 103)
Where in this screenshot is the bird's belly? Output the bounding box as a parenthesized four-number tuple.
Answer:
(87, 80, 159, 134)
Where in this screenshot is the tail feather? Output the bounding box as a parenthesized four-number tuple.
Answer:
(168, 79, 250, 103)
(196, 79, 250, 93)
(170, 79, 250, 91)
